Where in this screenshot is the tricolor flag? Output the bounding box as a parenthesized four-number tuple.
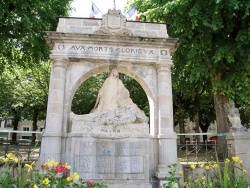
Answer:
(89, 2, 101, 18)
(127, 5, 139, 21)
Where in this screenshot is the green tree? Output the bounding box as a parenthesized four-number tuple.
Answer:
(0, 0, 73, 140)
(0, 62, 50, 141)
(0, 0, 73, 71)
(22, 61, 51, 141)
(131, 0, 250, 158)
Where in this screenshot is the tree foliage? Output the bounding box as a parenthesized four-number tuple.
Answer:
(0, 61, 50, 140)
(130, 0, 250, 138)
(0, 1, 72, 139)
(0, 0, 73, 71)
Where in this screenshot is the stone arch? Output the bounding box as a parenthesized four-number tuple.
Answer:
(66, 64, 155, 133)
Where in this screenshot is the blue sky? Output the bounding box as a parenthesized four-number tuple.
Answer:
(70, 0, 127, 18)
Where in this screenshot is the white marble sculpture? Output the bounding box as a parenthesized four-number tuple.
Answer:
(227, 101, 247, 132)
(91, 68, 134, 113)
(70, 68, 149, 135)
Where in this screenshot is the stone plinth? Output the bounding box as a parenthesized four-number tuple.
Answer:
(69, 134, 151, 187)
(226, 132, 250, 181)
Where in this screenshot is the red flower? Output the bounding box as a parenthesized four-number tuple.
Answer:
(54, 163, 70, 173)
(87, 180, 94, 188)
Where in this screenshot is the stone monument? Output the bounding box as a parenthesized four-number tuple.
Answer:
(226, 101, 250, 181)
(39, 8, 179, 188)
(226, 101, 247, 132)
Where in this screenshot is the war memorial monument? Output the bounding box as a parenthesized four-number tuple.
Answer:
(39, 9, 180, 188)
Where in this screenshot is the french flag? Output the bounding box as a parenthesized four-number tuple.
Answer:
(127, 5, 139, 21)
(89, 2, 100, 18)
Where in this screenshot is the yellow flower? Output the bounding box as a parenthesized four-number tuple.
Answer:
(47, 159, 58, 167)
(25, 162, 35, 172)
(14, 157, 19, 163)
(243, 170, 248, 174)
(225, 158, 230, 164)
(194, 178, 199, 183)
(239, 160, 243, 166)
(199, 163, 204, 168)
(71, 172, 80, 181)
(26, 179, 32, 184)
(1, 157, 9, 163)
(183, 182, 189, 187)
(64, 163, 71, 169)
(178, 170, 183, 175)
(190, 164, 196, 170)
(201, 176, 206, 181)
(67, 177, 73, 182)
(205, 165, 210, 170)
(232, 156, 240, 163)
(42, 178, 50, 185)
(212, 163, 218, 168)
(33, 184, 38, 188)
(7, 153, 14, 159)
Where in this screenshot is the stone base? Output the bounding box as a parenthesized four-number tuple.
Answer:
(67, 134, 151, 186)
(226, 132, 250, 181)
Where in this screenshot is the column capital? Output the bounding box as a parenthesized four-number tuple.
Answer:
(52, 58, 69, 69)
(155, 63, 172, 72)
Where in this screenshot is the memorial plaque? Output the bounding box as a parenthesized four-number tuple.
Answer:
(115, 142, 130, 156)
(79, 141, 92, 155)
(73, 139, 148, 182)
(130, 156, 144, 173)
(115, 156, 130, 173)
(130, 142, 144, 155)
(96, 156, 112, 173)
(96, 142, 115, 156)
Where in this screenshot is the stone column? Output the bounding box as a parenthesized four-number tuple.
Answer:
(39, 58, 69, 164)
(155, 63, 178, 179)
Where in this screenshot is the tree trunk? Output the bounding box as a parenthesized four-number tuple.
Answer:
(11, 112, 19, 141)
(199, 119, 210, 144)
(212, 71, 231, 160)
(193, 89, 200, 142)
(178, 98, 186, 144)
(32, 109, 39, 142)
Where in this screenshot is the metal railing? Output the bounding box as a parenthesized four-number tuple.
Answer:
(176, 132, 227, 162)
(0, 130, 226, 163)
(0, 130, 42, 162)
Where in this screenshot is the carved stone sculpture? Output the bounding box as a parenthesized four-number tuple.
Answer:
(227, 101, 247, 132)
(91, 68, 134, 113)
(94, 9, 133, 36)
(70, 68, 149, 136)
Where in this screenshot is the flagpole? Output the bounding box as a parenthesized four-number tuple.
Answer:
(113, 0, 116, 9)
(91, 1, 103, 14)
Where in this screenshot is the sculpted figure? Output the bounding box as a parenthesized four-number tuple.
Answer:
(71, 68, 148, 126)
(91, 68, 133, 113)
(227, 101, 247, 132)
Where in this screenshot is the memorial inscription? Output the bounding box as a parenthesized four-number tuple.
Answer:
(56, 44, 169, 57)
(75, 140, 147, 180)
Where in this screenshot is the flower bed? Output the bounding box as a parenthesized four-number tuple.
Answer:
(0, 153, 108, 188)
(162, 156, 249, 188)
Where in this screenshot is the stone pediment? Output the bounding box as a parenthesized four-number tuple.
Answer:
(94, 9, 133, 36)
